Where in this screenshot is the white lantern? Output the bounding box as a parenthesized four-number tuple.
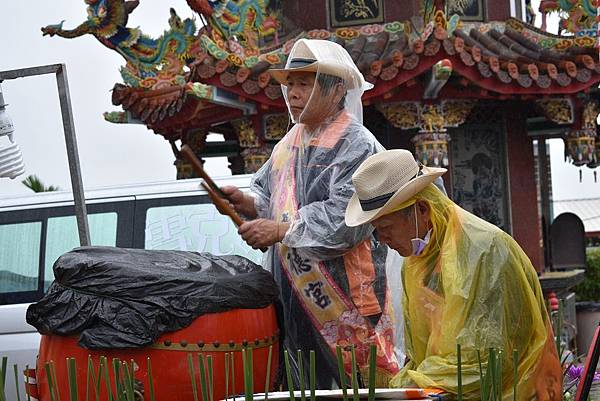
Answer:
(0, 84, 25, 179)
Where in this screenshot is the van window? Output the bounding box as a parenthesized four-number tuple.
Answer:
(145, 204, 263, 264)
(44, 212, 119, 289)
(0, 221, 42, 293)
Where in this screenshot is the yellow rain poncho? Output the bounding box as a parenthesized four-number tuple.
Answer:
(389, 185, 562, 401)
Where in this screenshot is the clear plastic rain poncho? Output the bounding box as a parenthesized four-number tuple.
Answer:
(388, 184, 562, 401)
(250, 39, 404, 387)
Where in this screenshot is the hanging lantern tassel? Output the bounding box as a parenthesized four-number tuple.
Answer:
(411, 132, 451, 168)
(580, 168, 583, 183)
(595, 170, 598, 183)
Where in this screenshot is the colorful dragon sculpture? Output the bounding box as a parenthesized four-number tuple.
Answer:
(187, 0, 278, 49)
(538, 0, 598, 34)
(41, 0, 198, 89)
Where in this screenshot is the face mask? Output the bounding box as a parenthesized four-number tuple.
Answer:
(410, 204, 431, 256)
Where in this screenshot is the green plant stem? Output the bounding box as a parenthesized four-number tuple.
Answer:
(50, 361, 61, 401)
(242, 349, 254, 401)
(122, 363, 134, 401)
(247, 348, 254, 401)
(335, 346, 348, 401)
(198, 354, 209, 401)
(496, 350, 503, 401)
(225, 353, 230, 401)
(100, 357, 113, 401)
(44, 363, 56, 401)
(147, 357, 155, 401)
(350, 347, 359, 401)
(512, 349, 518, 401)
(265, 346, 273, 401)
(86, 356, 92, 401)
(231, 352, 236, 401)
(13, 364, 21, 401)
(26, 364, 31, 401)
(297, 350, 306, 401)
(457, 344, 462, 401)
(368, 345, 376, 401)
(309, 351, 316, 401)
(67, 358, 78, 401)
(1, 356, 7, 395)
(207, 355, 214, 401)
(188, 354, 199, 401)
(283, 350, 295, 401)
(111, 359, 121, 401)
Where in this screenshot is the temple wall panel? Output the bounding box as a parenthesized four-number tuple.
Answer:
(486, 0, 512, 22)
(505, 104, 544, 271)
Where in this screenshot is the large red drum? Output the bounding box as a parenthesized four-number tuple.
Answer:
(36, 306, 279, 401)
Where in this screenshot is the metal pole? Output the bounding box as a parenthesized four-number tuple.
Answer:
(0, 64, 91, 246)
(55, 64, 90, 246)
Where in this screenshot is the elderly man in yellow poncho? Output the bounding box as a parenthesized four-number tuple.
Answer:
(345, 149, 562, 401)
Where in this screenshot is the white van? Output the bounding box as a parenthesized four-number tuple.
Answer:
(0, 175, 260, 401)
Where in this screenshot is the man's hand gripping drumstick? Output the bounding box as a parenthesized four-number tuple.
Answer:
(180, 145, 288, 251)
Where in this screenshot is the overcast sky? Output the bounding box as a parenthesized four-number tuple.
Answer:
(0, 0, 599, 202)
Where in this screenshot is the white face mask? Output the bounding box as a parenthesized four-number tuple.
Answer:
(410, 204, 431, 256)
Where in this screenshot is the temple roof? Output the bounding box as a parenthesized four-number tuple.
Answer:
(109, 17, 600, 136)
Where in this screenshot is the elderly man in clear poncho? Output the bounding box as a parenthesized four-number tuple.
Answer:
(345, 149, 563, 400)
(221, 39, 402, 387)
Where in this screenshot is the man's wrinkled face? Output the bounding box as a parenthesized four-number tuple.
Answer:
(371, 208, 415, 257)
(285, 71, 316, 121)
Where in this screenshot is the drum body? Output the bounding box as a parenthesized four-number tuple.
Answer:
(36, 306, 279, 401)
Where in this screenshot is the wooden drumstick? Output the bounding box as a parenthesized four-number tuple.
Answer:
(200, 182, 243, 227)
(180, 144, 228, 199)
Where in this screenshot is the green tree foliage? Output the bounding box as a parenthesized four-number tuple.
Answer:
(575, 248, 600, 302)
(21, 175, 60, 193)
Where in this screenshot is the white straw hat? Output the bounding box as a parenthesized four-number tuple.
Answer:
(345, 150, 447, 227)
(269, 39, 365, 90)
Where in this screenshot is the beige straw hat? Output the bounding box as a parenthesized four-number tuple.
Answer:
(345, 149, 447, 227)
(269, 39, 362, 89)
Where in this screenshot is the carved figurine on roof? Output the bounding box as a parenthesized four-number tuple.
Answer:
(187, 0, 281, 60)
(41, 0, 198, 89)
(538, 0, 598, 34)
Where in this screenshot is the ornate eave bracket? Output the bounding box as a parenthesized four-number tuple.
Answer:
(376, 99, 476, 132)
(377, 99, 475, 167)
(535, 98, 575, 125)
